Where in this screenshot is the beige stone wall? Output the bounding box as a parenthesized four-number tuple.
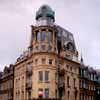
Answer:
(14, 52, 80, 100)
(32, 53, 57, 99)
(14, 62, 26, 100)
(59, 58, 80, 100)
(13, 25, 80, 100)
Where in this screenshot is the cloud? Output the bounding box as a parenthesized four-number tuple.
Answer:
(0, 0, 100, 71)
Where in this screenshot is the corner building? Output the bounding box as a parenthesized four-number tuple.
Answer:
(14, 5, 80, 100)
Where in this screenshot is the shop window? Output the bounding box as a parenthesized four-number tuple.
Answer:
(38, 88, 43, 99)
(45, 88, 49, 98)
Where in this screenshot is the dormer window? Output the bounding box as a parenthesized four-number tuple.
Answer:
(64, 42, 75, 52)
(66, 42, 74, 51)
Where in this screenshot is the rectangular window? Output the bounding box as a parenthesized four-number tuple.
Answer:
(37, 32, 41, 41)
(45, 88, 49, 98)
(35, 59, 38, 65)
(68, 91, 70, 100)
(39, 71, 43, 81)
(45, 71, 49, 82)
(48, 32, 52, 42)
(38, 88, 43, 99)
(73, 78, 76, 88)
(67, 76, 70, 87)
(42, 58, 46, 64)
(41, 31, 47, 41)
(49, 59, 52, 64)
(28, 91, 31, 99)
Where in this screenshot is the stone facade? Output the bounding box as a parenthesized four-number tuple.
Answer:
(0, 5, 100, 100)
(79, 60, 100, 100)
(0, 64, 14, 100)
(14, 5, 80, 100)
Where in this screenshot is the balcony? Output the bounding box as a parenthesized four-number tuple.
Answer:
(58, 67, 65, 76)
(58, 80, 65, 89)
(26, 67, 33, 76)
(26, 81, 32, 90)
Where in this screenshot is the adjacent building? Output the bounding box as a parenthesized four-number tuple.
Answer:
(95, 70, 100, 100)
(0, 64, 14, 100)
(79, 59, 100, 100)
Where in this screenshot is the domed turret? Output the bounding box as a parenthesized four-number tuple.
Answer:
(36, 5, 55, 21)
(36, 5, 55, 26)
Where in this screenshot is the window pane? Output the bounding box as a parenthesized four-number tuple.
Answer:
(49, 59, 52, 64)
(41, 45, 46, 50)
(73, 78, 76, 88)
(67, 76, 70, 87)
(42, 58, 46, 64)
(41, 31, 47, 41)
(39, 71, 43, 81)
(38, 88, 43, 99)
(48, 32, 52, 42)
(68, 91, 70, 100)
(45, 88, 49, 98)
(35, 59, 38, 65)
(45, 71, 49, 81)
(32, 33, 35, 41)
(37, 32, 41, 41)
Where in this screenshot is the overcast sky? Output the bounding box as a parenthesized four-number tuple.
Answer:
(0, 0, 100, 71)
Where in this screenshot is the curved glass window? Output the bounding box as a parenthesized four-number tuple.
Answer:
(48, 31, 52, 42)
(41, 31, 47, 41)
(37, 32, 41, 41)
(32, 33, 35, 41)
